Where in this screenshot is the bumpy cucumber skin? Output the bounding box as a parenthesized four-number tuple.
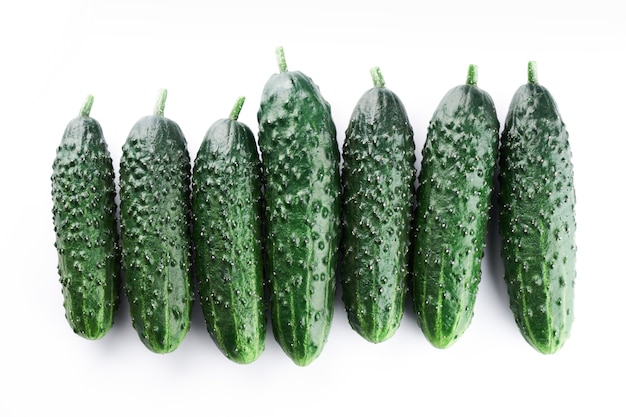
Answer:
(340, 85, 416, 343)
(192, 117, 266, 364)
(119, 115, 193, 354)
(51, 115, 121, 340)
(499, 82, 576, 354)
(412, 83, 499, 348)
(258, 70, 341, 366)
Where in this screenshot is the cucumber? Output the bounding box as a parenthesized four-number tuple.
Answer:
(119, 89, 193, 353)
(192, 97, 266, 364)
(412, 65, 499, 348)
(498, 61, 576, 354)
(340, 67, 416, 343)
(257, 47, 341, 366)
(51, 95, 121, 340)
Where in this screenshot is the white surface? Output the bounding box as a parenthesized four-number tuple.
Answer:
(2, 1, 624, 416)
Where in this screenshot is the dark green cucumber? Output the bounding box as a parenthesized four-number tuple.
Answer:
(498, 61, 576, 354)
(119, 89, 193, 353)
(340, 67, 416, 343)
(257, 47, 341, 366)
(412, 65, 499, 348)
(51, 95, 121, 340)
(192, 97, 266, 364)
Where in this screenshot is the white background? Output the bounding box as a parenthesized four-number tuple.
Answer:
(2, 0, 624, 415)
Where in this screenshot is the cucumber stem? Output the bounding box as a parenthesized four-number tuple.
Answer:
(79, 94, 94, 117)
(528, 61, 538, 84)
(276, 46, 288, 73)
(229, 96, 246, 120)
(466, 64, 478, 86)
(153, 88, 168, 116)
(370, 67, 385, 88)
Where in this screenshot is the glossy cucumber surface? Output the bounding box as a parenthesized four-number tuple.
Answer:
(192, 97, 266, 364)
(412, 65, 499, 348)
(498, 62, 576, 354)
(51, 95, 121, 340)
(340, 67, 416, 343)
(119, 89, 193, 354)
(257, 47, 341, 366)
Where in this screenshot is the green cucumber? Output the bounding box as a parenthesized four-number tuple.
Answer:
(51, 95, 121, 340)
(412, 65, 499, 348)
(498, 61, 576, 354)
(192, 97, 266, 364)
(257, 47, 341, 366)
(340, 67, 416, 343)
(119, 89, 193, 353)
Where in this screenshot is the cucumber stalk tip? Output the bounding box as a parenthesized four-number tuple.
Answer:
(466, 64, 478, 86)
(80, 94, 94, 117)
(370, 67, 385, 88)
(154, 88, 168, 116)
(528, 61, 538, 84)
(276, 46, 288, 73)
(229, 96, 246, 120)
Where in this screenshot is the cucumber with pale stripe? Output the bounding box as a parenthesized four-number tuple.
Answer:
(119, 89, 193, 353)
(498, 61, 576, 354)
(192, 97, 266, 364)
(412, 64, 499, 348)
(340, 67, 416, 343)
(257, 47, 341, 366)
(51, 95, 121, 340)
